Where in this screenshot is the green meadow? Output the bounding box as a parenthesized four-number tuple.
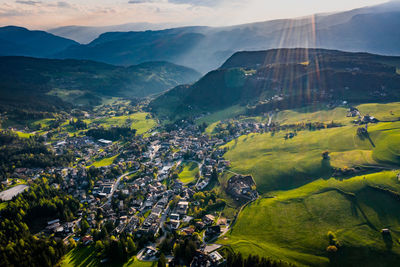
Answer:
(178, 161, 199, 184)
(222, 121, 400, 193)
(197, 105, 246, 125)
(91, 154, 119, 168)
(60, 246, 155, 267)
(220, 171, 400, 266)
(220, 103, 400, 265)
(90, 112, 156, 135)
(275, 102, 400, 126)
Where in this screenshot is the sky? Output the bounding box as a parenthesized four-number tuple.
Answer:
(0, 0, 391, 30)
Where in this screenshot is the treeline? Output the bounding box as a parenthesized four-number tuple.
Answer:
(86, 126, 136, 141)
(69, 118, 87, 130)
(0, 180, 80, 267)
(0, 130, 74, 180)
(226, 252, 296, 267)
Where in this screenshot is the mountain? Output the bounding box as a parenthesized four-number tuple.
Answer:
(150, 48, 400, 120)
(0, 26, 78, 58)
(54, 27, 208, 67)
(48, 22, 178, 44)
(0, 56, 201, 113)
(48, 2, 400, 72)
(2, 2, 400, 73)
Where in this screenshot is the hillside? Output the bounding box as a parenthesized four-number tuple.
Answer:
(220, 171, 400, 266)
(150, 48, 400, 120)
(216, 101, 400, 266)
(54, 27, 207, 67)
(0, 56, 200, 114)
(0, 26, 78, 57)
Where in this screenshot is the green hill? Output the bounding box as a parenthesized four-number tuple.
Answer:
(220, 171, 400, 266)
(222, 119, 400, 193)
(150, 48, 400, 120)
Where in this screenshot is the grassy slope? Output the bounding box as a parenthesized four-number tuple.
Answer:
(275, 102, 400, 126)
(91, 154, 119, 168)
(197, 105, 246, 125)
(178, 161, 199, 184)
(60, 246, 155, 267)
(219, 103, 400, 265)
(222, 121, 400, 193)
(90, 112, 156, 135)
(220, 171, 400, 266)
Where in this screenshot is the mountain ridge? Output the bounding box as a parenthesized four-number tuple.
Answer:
(150, 48, 400, 120)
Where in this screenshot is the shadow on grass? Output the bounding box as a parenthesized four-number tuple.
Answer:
(382, 233, 393, 251)
(67, 246, 99, 267)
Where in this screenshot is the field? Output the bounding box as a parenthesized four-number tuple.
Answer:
(219, 102, 400, 265)
(60, 246, 155, 267)
(14, 131, 35, 138)
(90, 112, 157, 135)
(220, 171, 400, 266)
(222, 121, 400, 193)
(197, 105, 246, 125)
(178, 161, 199, 184)
(275, 103, 400, 126)
(91, 154, 119, 168)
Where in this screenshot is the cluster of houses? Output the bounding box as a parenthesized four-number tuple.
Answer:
(3, 113, 264, 265)
(226, 175, 258, 202)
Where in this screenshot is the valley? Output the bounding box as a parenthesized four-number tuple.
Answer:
(1, 25, 400, 266)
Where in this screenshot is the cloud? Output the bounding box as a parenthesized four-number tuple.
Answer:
(168, 0, 224, 6)
(127, 0, 224, 6)
(15, 0, 41, 5)
(56, 2, 72, 8)
(128, 0, 160, 4)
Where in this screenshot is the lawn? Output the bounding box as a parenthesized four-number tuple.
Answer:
(178, 161, 200, 184)
(222, 121, 400, 193)
(220, 171, 400, 266)
(91, 154, 119, 168)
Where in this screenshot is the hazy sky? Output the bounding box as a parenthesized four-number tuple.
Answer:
(0, 0, 391, 29)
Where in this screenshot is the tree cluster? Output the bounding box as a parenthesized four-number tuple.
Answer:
(0, 180, 80, 267)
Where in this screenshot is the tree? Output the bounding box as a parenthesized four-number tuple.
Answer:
(68, 238, 77, 249)
(126, 237, 136, 255)
(81, 219, 90, 235)
(158, 253, 167, 267)
(322, 151, 330, 160)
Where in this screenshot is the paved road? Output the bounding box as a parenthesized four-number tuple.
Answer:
(101, 171, 137, 207)
(0, 184, 29, 201)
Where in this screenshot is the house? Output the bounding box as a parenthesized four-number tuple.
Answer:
(203, 214, 215, 225)
(205, 225, 221, 239)
(170, 220, 180, 230)
(176, 201, 189, 215)
(170, 213, 180, 221)
(82, 235, 93, 246)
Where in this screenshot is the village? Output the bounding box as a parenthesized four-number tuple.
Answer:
(7, 116, 253, 266)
